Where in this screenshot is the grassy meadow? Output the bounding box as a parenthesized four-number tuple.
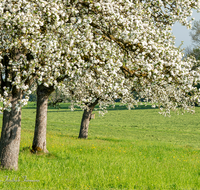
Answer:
(0, 102, 199, 189)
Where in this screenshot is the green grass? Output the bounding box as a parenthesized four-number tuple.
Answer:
(0, 102, 200, 189)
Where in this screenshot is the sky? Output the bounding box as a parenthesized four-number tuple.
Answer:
(172, 10, 200, 49)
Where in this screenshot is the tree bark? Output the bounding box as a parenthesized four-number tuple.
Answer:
(32, 84, 54, 153)
(78, 99, 99, 139)
(0, 88, 22, 170)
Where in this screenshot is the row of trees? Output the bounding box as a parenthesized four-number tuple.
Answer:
(1, 0, 200, 170)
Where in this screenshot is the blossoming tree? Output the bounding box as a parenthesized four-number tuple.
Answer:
(60, 0, 200, 138)
(0, 0, 87, 169)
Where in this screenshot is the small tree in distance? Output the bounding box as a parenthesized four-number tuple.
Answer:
(185, 19, 200, 62)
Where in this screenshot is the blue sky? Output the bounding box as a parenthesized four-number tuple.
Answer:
(172, 10, 200, 49)
(4, 9, 197, 50)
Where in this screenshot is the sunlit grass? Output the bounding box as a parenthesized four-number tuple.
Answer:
(0, 102, 199, 189)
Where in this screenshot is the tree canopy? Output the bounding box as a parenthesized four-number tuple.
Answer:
(58, 0, 200, 115)
(0, 0, 200, 113)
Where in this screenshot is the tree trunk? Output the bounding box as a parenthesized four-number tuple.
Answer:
(0, 88, 22, 170)
(78, 99, 99, 139)
(32, 84, 54, 153)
